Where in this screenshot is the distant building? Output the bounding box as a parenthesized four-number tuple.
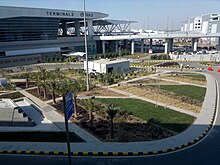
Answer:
(181, 13, 220, 44)
(84, 59, 130, 74)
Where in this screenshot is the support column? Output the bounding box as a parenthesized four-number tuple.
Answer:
(124, 40, 129, 50)
(141, 39, 144, 53)
(164, 42, 168, 54)
(192, 38, 199, 52)
(131, 40, 135, 55)
(169, 38, 173, 53)
(149, 38, 153, 49)
(62, 21, 67, 36)
(75, 20, 80, 37)
(115, 41, 119, 52)
(164, 38, 173, 54)
(102, 41, 106, 54)
(87, 20, 93, 37)
(217, 37, 220, 50)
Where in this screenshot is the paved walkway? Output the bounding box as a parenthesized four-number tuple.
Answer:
(0, 72, 217, 153)
(17, 90, 101, 143)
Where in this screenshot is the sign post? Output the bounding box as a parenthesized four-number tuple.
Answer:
(63, 92, 74, 165)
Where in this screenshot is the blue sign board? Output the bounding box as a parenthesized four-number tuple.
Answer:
(65, 92, 74, 120)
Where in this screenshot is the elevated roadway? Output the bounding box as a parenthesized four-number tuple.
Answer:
(94, 32, 220, 55)
(94, 32, 220, 40)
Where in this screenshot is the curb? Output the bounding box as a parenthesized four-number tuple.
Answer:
(130, 64, 204, 71)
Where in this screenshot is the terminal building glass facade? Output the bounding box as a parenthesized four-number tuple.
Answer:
(0, 17, 60, 42)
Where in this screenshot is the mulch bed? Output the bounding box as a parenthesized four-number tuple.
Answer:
(51, 100, 175, 142)
(26, 88, 55, 101)
(13, 81, 37, 89)
(0, 92, 25, 99)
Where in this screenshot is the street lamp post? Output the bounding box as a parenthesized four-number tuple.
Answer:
(84, 0, 89, 91)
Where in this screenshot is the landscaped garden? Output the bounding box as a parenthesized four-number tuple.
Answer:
(52, 98, 195, 142)
(0, 66, 205, 143)
(95, 98, 195, 133)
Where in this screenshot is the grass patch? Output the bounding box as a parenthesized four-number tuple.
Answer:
(183, 74, 206, 81)
(122, 53, 150, 59)
(132, 62, 161, 67)
(152, 85, 206, 101)
(96, 98, 195, 132)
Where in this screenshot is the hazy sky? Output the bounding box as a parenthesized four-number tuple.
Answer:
(0, 0, 220, 30)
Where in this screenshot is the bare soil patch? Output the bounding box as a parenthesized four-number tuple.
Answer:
(128, 78, 179, 85)
(79, 87, 126, 97)
(12, 81, 37, 89)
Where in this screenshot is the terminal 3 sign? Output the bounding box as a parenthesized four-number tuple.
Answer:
(47, 11, 75, 17)
(46, 11, 94, 18)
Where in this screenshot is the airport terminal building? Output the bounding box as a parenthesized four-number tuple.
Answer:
(0, 6, 133, 68)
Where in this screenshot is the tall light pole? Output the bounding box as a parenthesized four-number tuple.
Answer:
(84, 0, 89, 91)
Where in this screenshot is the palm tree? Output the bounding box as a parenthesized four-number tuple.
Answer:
(106, 104, 119, 139)
(23, 68, 32, 88)
(84, 99, 95, 126)
(56, 78, 83, 118)
(38, 67, 48, 99)
(48, 71, 58, 104)
(56, 78, 77, 117)
(71, 79, 81, 117)
(55, 67, 62, 79)
(31, 72, 41, 95)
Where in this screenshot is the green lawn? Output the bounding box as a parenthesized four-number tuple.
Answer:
(183, 74, 206, 81)
(152, 85, 206, 102)
(96, 98, 195, 132)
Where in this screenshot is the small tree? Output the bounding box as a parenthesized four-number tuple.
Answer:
(84, 99, 95, 126)
(106, 104, 119, 139)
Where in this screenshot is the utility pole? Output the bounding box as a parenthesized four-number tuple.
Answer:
(63, 95, 72, 165)
(166, 16, 169, 32)
(84, 0, 89, 91)
(148, 16, 150, 36)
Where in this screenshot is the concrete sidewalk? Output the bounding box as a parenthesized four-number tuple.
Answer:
(0, 73, 217, 153)
(17, 90, 101, 143)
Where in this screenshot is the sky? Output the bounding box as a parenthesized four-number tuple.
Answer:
(0, 0, 220, 30)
